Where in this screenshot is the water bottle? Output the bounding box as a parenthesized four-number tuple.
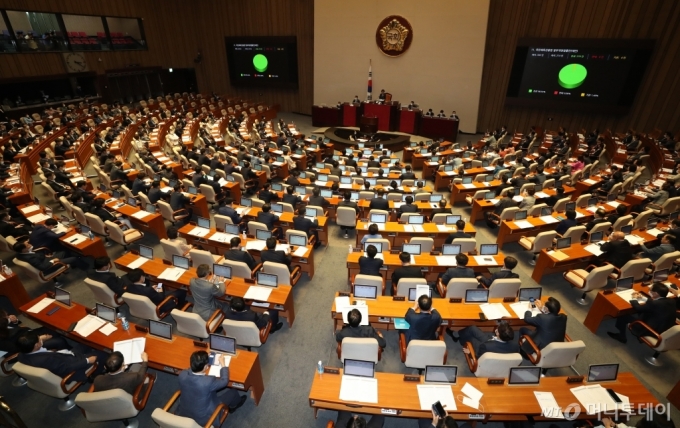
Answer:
(348, 245, 353, 254)
(2, 265, 12, 276)
(242, 230, 247, 241)
(121, 317, 129, 331)
(89, 231, 94, 241)
(317, 360, 324, 377)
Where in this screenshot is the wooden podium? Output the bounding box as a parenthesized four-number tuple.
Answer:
(362, 101, 400, 131)
(342, 103, 360, 127)
(420, 116, 459, 142)
(360, 116, 378, 134)
(399, 108, 420, 134)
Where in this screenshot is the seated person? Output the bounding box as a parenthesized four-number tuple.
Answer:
(477, 256, 519, 287)
(93, 351, 148, 395)
(391, 252, 423, 295)
(226, 296, 282, 333)
(440, 253, 475, 286)
(555, 209, 578, 235)
(189, 264, 227, 321)
(606, 204, 627, 226)
(358, 244, 384, 277)
(123, 268, 186, 313)
(455, 321, 520, 357)
(360, 224, 383, 246)
(336, 412, 385, 428)
(256, 203, 281, 239)
(397, 196, 419, 219)
(519, 297, 567, 350)
(216, 197, 241, 225)
(608, 282, 676, 344)
(282, 186, 302, 207)
(444, 220, 471, 244)
(13, 241, 77, 282)
(293, 206, 318, 244)
(88, 256, 126, 296)
(28, 218, 67, 253)
(260, 237, 293, 272)
(404, 295, 442, 344)
(639, 234, 676, 262)
(545, 187, 565, 207)
(335, 308, 385, 349)
(223, 237, 258, 270)
(400, 165, 416, 180)
(368, 189, 389, 211)
(0, 309, 69, 354)
(258, 182, 278, 204)
(597, 231, 633, 268)
(586, 208, 607, 231)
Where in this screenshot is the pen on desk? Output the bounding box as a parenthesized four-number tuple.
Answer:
(70, 238, 78, 243)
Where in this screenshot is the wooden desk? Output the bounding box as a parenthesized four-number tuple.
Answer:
(450, 180, 503, 203)
(308, 370, 655, 421)
(113, 253, 296, 327)
(434, 167, 492, 190)
(469, 187, 575, 223)
(243, 207, 329, 247)
(0, 274, 31, 309)
(21, 295, 265, 404)
(355, 221, 476, 249)
(98, 194, 169, 239)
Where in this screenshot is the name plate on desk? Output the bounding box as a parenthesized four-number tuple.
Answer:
(468, 414, 486, 420)
(298, 258, 308, 264)
(338, 292, 350, 297)
(134, 325, 149, 333)
(323, 367, 340, 374)
(487, 378, 505, 385)
(230, 382, 245, 390)
(381, 409, 400, 415)
(503, 297, 516, 302)
(193, 341, 208, 348)
(393, 296, 405, 301)
(450, 298, 462, 303)
(566, 375, 584, 383)
(403, 374, 420, 382)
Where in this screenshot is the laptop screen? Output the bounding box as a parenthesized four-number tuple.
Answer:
(99, 183, 107, 192)
(670, 211, 679, 221)
(320, 189, 333, 198)
(256, 229, 272, 240)
(226, 175, 235, 182)
(556, 237, 571, 249)
(317, 174, 328, 182)
(197, 216, 211, 229)
(653, 269, 669, 283)
(442, 244, 461, 255)
(149, 320, 173, 340)
(96, 303, 116, 323)
(370, 213, 387, 223)
(515, 210, 527, 220)
(188, 186, 198, 195)
(351, 192, 360, 201)
(364, 242, 382, 253)
(256, 272, 278, 287)
(403, 244, 421, 255)
(425, 365, 458, 384)
(173, 255, 190, 269)
(213, 264, 232, 279)
(289, 234, 307, 246)
(340, 176, 352, 184)
(408, 215, 425, 225)
(587, 197, 598, 207)
(446, 215, 461, 224)
(444, 165, 454, 172)
(465, 289, 489, 303)
(127, 197, 137, 207)
(241, 198, 252, 207)
(272, 183, 283, 191)
(55, 287, 71, 306)
(408, 286, 432, 301)
(343, 359, 375, 378)
(354, 284, 378, 299)
(647, 219, 658, 230)
(509, 367, 541, 385)
(590, 231, 604, 243)
(587, 364, 619, 382)
(80, 224, 91, 235)
(541, 207, 552, 216)
(479, 244, 498, 255)
(271, 203, 283, 213)
(518, 287, 542, 301)
(139, 245, 153, 259)
(462, 176, 473, 184)
(616, 277, 634, 290)
(209, 334, 236, 355)
(485, 192, 496, 201)
(620, 225, 632, 235)
(565, 202, 576, 212)
(305, 208, 317, 217)
(146, 203, 156, 214)
(225, 224, 240, 235)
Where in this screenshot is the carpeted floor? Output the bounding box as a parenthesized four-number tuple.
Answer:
(0, 113, 676, 427)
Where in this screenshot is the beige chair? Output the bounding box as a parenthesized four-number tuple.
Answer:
(262, 261, 302, 286)
(158, 200, 190, 226)
(575, 193, 592, 208)
(337, 206, 358, 238)
(553, 197, 572, 212)
(160, 239, 186, 263)
(563, 264, 616, 305)
(632, 210, 653, 230)
(612, 215, 633, 231)
(222, 319, 272, 351)
(171, 304, 224, 340)
(519, 231, 557, 265)
(105, 221, 143, 250)
(85, 213, 111, 245)
(247, 221, 273, 237)
(520, 335, 586, 375)
(395, 278, 428, 298)
(648, 196, 680, 218)
(399, 337, 447, 371)
(214, 214, 234, 232)
(222, 259, 261, 279)
(451, 238, 476, 253)
(352, 274, 385, 296)
(432, 213, 454, 224)
(409, 237, 434, 253)
(414, 193, 431, 202)
(74, 373, 156, 427)
(337, 337, 382, 364)
(122, 292, 177, 321)
(487, 279, 521, 298)
(13, 256, 68, 285)
(588, 221, 612, 237)
(528, 203, 547, 217)
(40, 182, 60, 204)
(437, 278, 478, 299)
(13, 361, 98, 411)
(630, 324, 680, 366)
(609, 258, 652, 281)
(488, 207, 519, 226)
(646, 251, 680, 275)
(367, 209, 389, 220)
(189, 249, 223, 267)
(151, 390, 229, 428)
(84, 278, 124, 311)
(364, 238, 390, 251)
(72, 206, 88, 227)
(286, 229, 315, 246)
(560, 225, 586, 244)
(464, 345, 523, 378)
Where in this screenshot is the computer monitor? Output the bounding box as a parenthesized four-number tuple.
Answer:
(647, 219, 658, 230)
(587, 197, 598, 207)
(653, 269, 669, 283)
(621, 225, 633, 235)
(670, 211, 680, 221)
(256, 229, 272, 240)
(289, 234, 307, 247)
(555, 237, 571, 250)
(172, 255, 190, 269)
(442, 244, 461, 255)
(145, 203, 157, 214)
(534, 184, 543, 192)
(340, 176, 352, 184)
(364, 241, 382, 253)
(213, 264, 232, 279)
(462, 176, 473, 184)
(139, 245, 153, 259)
(353, 284, 378, 300)
(465, 289, 489, 303)
(241, 198, 252, 207)
(403, 243, 422, 255)
(463, 162, 472, 170)
(590, 231, 604, 243)
(149, 320, 173, 340)
(515, 210, 527, 221)
(616, 276, 634, 290)
(317, 174, 328, 182)
(305, 207, 317, 218)
(188, 186, 198, 195)
(315, 162, 325, 169)
(365, 178, 377, 186)
(541, 207, 552, 216)
(224, 224, 240, 235)
(350, 191, 360, 201)
(565, 202, 576, 212)
(55, 287, 71, 307)
(446, 215, 461, 224)
(209, 334, 236, 355)
(226, 175, 235, 182)
(320, 189, 333, 198)
(299, 172, 307, 179)
(408, 215, 425, 225)
(508, 367, 541, 385)
(80, 224, 91, 235)
(444, 165, 454, 172)
(430, 194, 443, 203)
(271, 203, 283, 213)
(424, 365, 458, 384)
(343, 359, 375, 378)
(370, 213, 387, 224)
(479, 244, 498, 255)
(485, 192, 496, 200)
(608, 193, 617, 202)
(587, 364, 619, 382)
(272, 183, 283, 191)
(96, 303, 116, 323)
(486, 174, 495, 182)
(256, 272, 278, 287)
(127, 197, 137, 207)
(518, 287, 542, 302)
(254, 164, 263, 171)
(197, 216, 211, 229)
(408, 287, 432, 301)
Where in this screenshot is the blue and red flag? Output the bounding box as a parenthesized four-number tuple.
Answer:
(367, 60, 372, 101)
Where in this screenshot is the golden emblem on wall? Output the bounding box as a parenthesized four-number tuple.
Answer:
(375, 15, 413, 57)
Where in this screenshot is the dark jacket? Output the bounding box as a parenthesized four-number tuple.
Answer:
(18, 349, 92, 382)
(629, 297, 677, 337)
(225, 307, 270, 329)
(336, 325, 386, 348)
(260, 249, 292, 270)
(148, 188, 162, 204)
(397, 203, 418, 218)
(555, 218, 578, 235)
(131, 178, 149, 196)
(170, 191, 191, 211)
(293, 216, 317, 236)
(369, 198, 390, 211)
(522, 312, 568, 349)
(28, 224, 66, 252)
(87, 270, 126, 296)
(177, 367, 231, 427)
(223, 249, 257, 271)
(308, 195, 329, 208)
(93, 362, 148, 395)
(391, 266, 423, 290)
(477, 338, 520, 358)
(441, 266, 475, 286)
(444, 231, 472, 244)
(282, 193, 301, 206)
(17, 252, 58, 274)
(404, 308, 442, 344)
(359, 256, 383, 276)
(256, 211, 279, 230)
(217, 205, 241, 225)
(478, 269, 519, 287)
(598, 240, 634, 268)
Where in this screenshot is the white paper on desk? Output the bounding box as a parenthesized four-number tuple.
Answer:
(334, 296, 350, 309)
(27, 298, 55, 313)
(293, 246, 308, 257)
(99, 323, 117, 336)
(575, 212, 585, 219)
(244, 285, 273, 302)
(235, 207, 250, 216)
(535, 192, 550, 199)
(402, 225, 414, 232)
(127, 256, 149, 269)
(275, 244, 290, 253)
(584, 179, 598, 185)
(514, 220, 533, 229)
(435, 256, 458, 266)
(53, 224, 69, 235)
(463, 184, 477, 189)
(584, 243, 604, 256)
(534, 391, 565, 419)
(462, 396, 480, 409)
(437, 225, 453, 232)
(245, 240, 267, 251)
(412, 225, 424, 232)
(210, 232, 237, 243)
(340, 376, 378, 403)
(586, 206, 599, 213)
(624, 235, 644, 245)
(540, 215, 559, 224)
(461, 382, 483, 403)
(114, 338, 146, 364)
(364, 252, 384, 260)
(570, 385, 619, 414)
(131, 211, 152, 219)
(65, 234, 88, 246)
(20, 205, 40, 214)
(160, 187, 173, 193)
(512, 195, 524, 203)
(647, 228, 664, 237)
(158, 267, 185, 281)
(480, 303, 511, 320)
(416, 384, 456, 411)
(74, 315, 106, 337)
(510, 301, 541, 318)
(338, 183, 353, 189)
(615, 289, 647, 304)
(27, 213, 50, 224)
(474, 256, 497, 266)
(393, 202, 403, 208)
(415, 284, 430, 300)
(188, 227, 210, 237)
(338, 305, 369, 325)
(607, 201, 621, 208)
(484, 166, 495, 171)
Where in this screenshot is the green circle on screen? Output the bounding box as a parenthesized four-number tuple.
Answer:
(253, 54, 268, 73)
(558, 64, 587, 89)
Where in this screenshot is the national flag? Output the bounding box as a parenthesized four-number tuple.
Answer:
(367, 60, 372, 101)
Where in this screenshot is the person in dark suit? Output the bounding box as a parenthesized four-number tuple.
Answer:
(444, 220, 472, 244)
(544, 187, 565, 207)
(397, 196, 419, 219)
(391, 252, 424, 296)
(308, 187, 329, 209)
(292, 206, 318, 243)
(0, 210, 31, 237)
(606, 204, 627, 226)
(368, 189, 390, 211)
(456, 321, 520, 357)
(0, 310, 69, 354)
(345, 154, 358, 169)
(477, 256, 519, 287)
(285, 170, 301, 187)
(86, 257, 127, 296)
(93, 351, 148, 395)
(666, 218, 680, 243)
(585, 208, 607, 231)
(555, 209, 578, 235)
(282, 186, 302, 207)
(359, 244, 384, 277)
(260, 237, 292, 271)
(597, 231, 634, 268)
(45, 172, 71, 197)
(123, 268, 186, 313)
(399, 165, 416, 180)
(256, 203, 281, 238)
(336, 309, 386, 348)
(148, 181, 162, 204)
(639, 234, 676, 262)
(440, 254, 475, 287)
(13, 241, 75, 282)
(177, 351, 247, 426)
(170, 184, 193, 220)
(404, 295, 442, 344)
(223, 237, 257, 271)
(226, 296, 282, 332)
(28, 219, 67, 253)
(258, 183, 278, 204)
(519, 297, 567, 350)
(608, 282, 677, 343)
(16, 330, 106, 382)
(215, 198, 241, 226)
(131, 172, 150, 196)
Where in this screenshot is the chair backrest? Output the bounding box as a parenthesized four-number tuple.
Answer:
(307, 206, 324, 217)
(619, 258, 652, 281)
(553, 197, 571, 213)
(250, 198, 265, 209)
(214, 214, 233, 231)
(611, 215, 632, 231)
(474, 353, 523, 378)
(632, 210, 653, 230)
(341, 338, 379, 364)
(189, 249, 217, 268)
(589, 221, 611, 235)
(160, 239, 185, 263)
(528, 203, 546, 217)
(488, 279, 521, 298)
(652, 251, 680, 272)
(12, 257, 50, 283)
(279, 202, 295, 213)
(286, 229, 309, 245)
(582, 265, 616, 292)
(40, 182, 57, 201)
(222, 259, 253, 279)
(409, 237, 434, 253)
(396, 278, 427, 297)
(575, 193, 592, 208)
(72, 206, 88, 226)
(84, 214, 108, 238)
(414, 193, 431, 202)
(562, 226, 586, 243)
(247, 221, 268, 236)
(12, 362, 70, 398)
(444, 278, 478, 298)
(151, 408, 202, 428)
(75, 389, 138, 422)
(359, 191, 374, 201)
(353, 274, 383, 295)
(84, 278, 122, 308)
(137, 192, 152, 207)
(499, 207, 519, 221)
(337, 207, 357, 227)
(367, 209, 389, 219)
(199, 184, 217, 203)
(431, 213, 452, 224)
(404, 340, 447, 369)
(122, 292, 160, 321)
(170, 309, 209, 339)
(222, 319, 262, 348)
(654, 325, 680, 352)
(531, 231, 558, 252)
(262, 261, 291, 286)
(121, 185, 134, 200)
(535, 340, 586, 368)
(365, 238, 390, 251)
(451, 238, 476, 253)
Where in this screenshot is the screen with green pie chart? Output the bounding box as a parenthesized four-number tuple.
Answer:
(506, 40, 654, 111)
(225, 36, 299, 88)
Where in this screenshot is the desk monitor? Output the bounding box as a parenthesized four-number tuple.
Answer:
(254, 164, 263, 171)
(271, 203, 284, 213)
(555, 179, 562, 188)
(226, 175, 235, 183)
(188, 186, 198, 195)
(442, 244, 461, 255)
(317, 174, 328, 182)
(508, 367, 541, 385)
(224, 224, 240, 235)
(320, 189, 333, 198)
(145, 203, 157, 214)
(513, 187, 521, 196)
(515, 210, 528, 221)
(370, 213, 387, 224)
(430, 156, 440, 163)
(256, 229, 272, 240)
(462, 176, 473, 184)
(209, 334, 237, 355)
(424, 365, 458, 384)
(213, 264, 232, 279)
(420, 149, 429, 155)
(55, 287, 71, 307)
(446, 215, 461, 225)
(340, 176, 352, 184)
(276, 156, 286, 163)
(590, 231, 604, 243)
(408, 215, 425, 225)
(582, 171, 590, 180)
(351, 191, 360, 201)
(608, 193, 617, 202)
(168, 179, 179, 188)
(294, 186, 306, 195)
(360, 167, 368, 174)
(565, 202, 576, 212)
(364, 242, 382, 253)
(410, 142, 418, 148)
(305, 207, 317, 218)
(272, 183, 283, 191)
(482, 160, 490, 168)
(299, 172, 307, 179)
(621, 225, 633, 235)
(96, 303, 116, 323)
(444, 165, 454, 172)
(241, 198, 253, 207)
(295, 150, 304, 156)
(80, 224, 91, 235)
(149, 320, 173, 340)
(670, 211, 680, 221)
(587, 197, 598, 207)
(485, 192, 496, 200)
(587, 364, 619, 382)
(430, 194, 443, 203)
(409, 286, 432, 301)
(382, 167, 391, 175)
(289, 234, 307, 247)
(139, 245, 153, 259)
(353, 284, 378, 300)
(615, 276, 634, 291)
(486, 174, 495, 182)
(465, 289, 489, 303)
(403, 243, 422, 255)
(653, 269, 669, 283)
(256, 272, 278, 287)
(197, 216, 211, 229)
(541, 207, 552, 216)
(534, 184, 543, 192)
(99, 183, 107, 192)
(519, 287, 542, 302)
(127, 197, 137, 207)
(365, 178, 376, 186)
(555, 237, 571, 250)
(315, 162, 325, 169)
(323, 137, 331, 144)
(173, 255, 190, 270)
(480, 244, 498, 255)
(647, 219, 658, 230)
(463, 162, 472, 170)
(343, 359, 375, 378)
